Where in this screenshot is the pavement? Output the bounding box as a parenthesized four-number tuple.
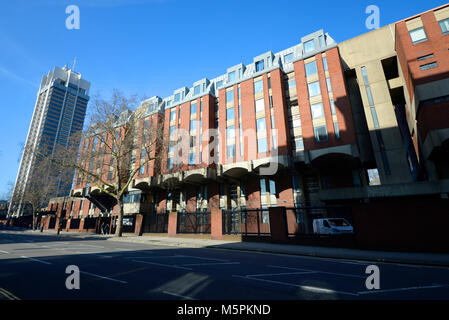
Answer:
(4, 228, 449, 267)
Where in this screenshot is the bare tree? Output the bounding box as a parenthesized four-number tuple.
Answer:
(51, 90, 167, 237)
(19, 156, 61, 230)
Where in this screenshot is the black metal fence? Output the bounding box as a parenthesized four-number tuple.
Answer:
(143, 213, 168, 233)
(69, 218, 80, 229)
(177, 211, 211, 234)
(83, 217, 97, 230)
(222, 208, 270, 236)
(122, 215, 136, 233)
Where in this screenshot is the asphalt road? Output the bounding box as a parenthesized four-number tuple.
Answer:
(0, 231, 448, 300)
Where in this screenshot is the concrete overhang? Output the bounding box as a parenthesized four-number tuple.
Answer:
(422, 128, 449, 159)
(319, 179, 449, 201)
(308, 144, 359, 163)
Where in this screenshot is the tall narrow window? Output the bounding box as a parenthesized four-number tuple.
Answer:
(322, 57, 328, 71)
(256, 60, 264, 72)
(254, 80, 263, 94)
(305, 61, 317, 77)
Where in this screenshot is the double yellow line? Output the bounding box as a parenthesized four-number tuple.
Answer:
(0, 287, 20, 300)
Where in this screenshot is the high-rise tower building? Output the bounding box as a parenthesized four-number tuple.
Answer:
(8, 66, 90, 217)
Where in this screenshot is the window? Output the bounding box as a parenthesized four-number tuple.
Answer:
(169, 125, 175, 137)
(409, 27, 427, 44)
(258, 137, 268, 153)
(256, 118, 267, 132)
(254, 80, 263, 93)
(227, 126, 235, 139)
(256, 60, 264, 72)
(326, 77, 332, 92)
(255, 98, 265, 112)
(334, 122, 340, 139)
(439, 18, 449, 34)
(260, 178, 267, 194)
(139, 165, 145, 175)
(288, 79, 296, 89)
(417, 54, 434, 61)
(295, 139, 304, 150)
(304, 39, 315, 53)
(167, 157, 173, 169)
(191, 102, 197, 115)
(361, 66, 369, 85)
(420, 62, 438, 70)
(190, 119, 196, 131)
(284, 53, 294, 63)
(216, 80, 223, 88)
(330, 99, 336, 115)
(168, 141, 174, 153)
(194, 85, 200, 95)
(174, 93, 180, 103)
(370, 107, 380, 128)
(366, 87, 374, 106)
(228, 71, 236, 82)
(319, 35, 325, 47)
(292, 117, 301, 128)
(170, 109, 176, 122)
(305, 61, 317, 77)
(314, 125, 328, 142)
(227, 107, 234, 120)
(310, 102, 324, 119)
(190, 135, 196, 148)
(189, 152, 195, 165)
(226, 89, 234, 103)
(322, 57, 328, 71)
(227, 145, 235, 158)
(308, 81, 321, 97)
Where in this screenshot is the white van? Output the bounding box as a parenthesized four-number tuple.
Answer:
(312, 218, 354, 235)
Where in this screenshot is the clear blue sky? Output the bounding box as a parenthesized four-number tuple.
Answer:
(0, 0, 446, 197)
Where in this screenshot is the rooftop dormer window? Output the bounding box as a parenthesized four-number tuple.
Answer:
(304, 39, 315, 53)
(216, 80, 223, 89)
(256, 60, 264, 72)
(174, 93, 180, 103)
(194, 85, 201, 95)
(284, 53, 293, 63)
(228, 71, 236, 82)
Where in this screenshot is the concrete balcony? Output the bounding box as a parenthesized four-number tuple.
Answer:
(319, 179, 449, 201)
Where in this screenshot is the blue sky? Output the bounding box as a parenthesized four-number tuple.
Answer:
(0, 0, 447, 197)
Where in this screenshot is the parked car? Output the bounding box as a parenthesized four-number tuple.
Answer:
(312, 218, 354, 235)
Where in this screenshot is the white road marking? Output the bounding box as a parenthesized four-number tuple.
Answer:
(232, 275, 359, 296)
(0, 250, 9, 254)
(20, 256, 52, 265)
(268, 265, 365, 278)
(132, 260, 192, 270)
(245, 271, 317, 277)
(177, 255, 229, 262)
(358, 284, 444, 295)
(162, 291, 195, 300)
(124, 255, 181, 259)
(181, 262, 241, 266)
(80, 271, 128, 284)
